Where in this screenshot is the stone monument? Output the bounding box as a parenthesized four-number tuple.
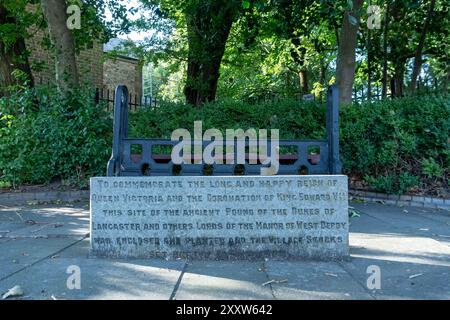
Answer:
(91, 175, 348, 259)
(90, 85, 348, 260)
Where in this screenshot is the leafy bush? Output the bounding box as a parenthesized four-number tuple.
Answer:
(421, 158, 444, 178)
(0, 87, 112, 188)
(366, 172, 420, 195)
(1, 88, 448, 196)
(398, 172, 420, 194)
(341, 95, 449, 194)
(364, 175, 396, 194)
(129, 98, 326, 140)
(129, 94, 449, 195)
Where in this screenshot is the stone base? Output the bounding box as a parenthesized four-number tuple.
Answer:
(90, 175, 349, 260)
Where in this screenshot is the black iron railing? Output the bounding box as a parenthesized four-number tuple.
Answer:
(95, 87, 157, 111)
(107, 85, 342, 177)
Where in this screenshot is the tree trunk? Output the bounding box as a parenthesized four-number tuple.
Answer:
(367, 31, 372, 100)
(444, 68, 450, 94)
(184, 1, 238, 106)
(366, 0, 373, 100)
(409, 0, 436, 95)
(320, 62, 327, 85)
(185, 55, 224, 106)
(0, 4, 34, 93)
(382, 0, 390, 98)
(391, 61, 406, 97)
(40, 0, 78, 94)
(336, 0, 364, 105)
(290, 39, 309, 94)
(299, 70, 309, 94)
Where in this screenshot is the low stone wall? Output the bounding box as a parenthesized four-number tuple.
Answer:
(349, 190, 450, 210)
(0, 191, 89, 205)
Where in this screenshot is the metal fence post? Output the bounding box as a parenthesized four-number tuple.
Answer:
(107, 85, 129, 176)
(326, 85, 342, 174)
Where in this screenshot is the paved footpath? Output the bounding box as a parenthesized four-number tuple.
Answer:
(0, 201, 449, 300)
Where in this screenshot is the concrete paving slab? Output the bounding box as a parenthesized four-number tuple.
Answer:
(352, 203, 450, 238)
(0, 239, 185, 300)
(0, 205, 89, 238)
(351, 203, 450, 250)
(0, 221, 30, 234)
(0, 237, 84, 281)
(0, 203, 90, 281)
(1, 201, 450, 300)
(346, 202, 450, 299)
(340, 256, 450, 300)
(265, 261, 374, 300)
(349, 233, 450, 266)
(174, 261, 274, 300)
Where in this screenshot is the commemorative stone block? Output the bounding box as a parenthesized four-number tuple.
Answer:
(90, 175, 349, 260)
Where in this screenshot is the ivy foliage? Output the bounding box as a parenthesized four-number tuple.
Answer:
(0, 87, 111, 188)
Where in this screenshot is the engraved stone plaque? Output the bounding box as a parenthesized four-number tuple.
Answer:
(90, 175, 349, 260)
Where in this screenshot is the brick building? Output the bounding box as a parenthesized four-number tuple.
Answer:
(103, 38, 143, 97)
(26, 25, 143, 97)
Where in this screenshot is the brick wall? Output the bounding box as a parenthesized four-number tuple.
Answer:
(26, 28, 143, 96)
(26, 25, 104, 88)
(25, 5, 142, 96)
(103, 55, 143, 96)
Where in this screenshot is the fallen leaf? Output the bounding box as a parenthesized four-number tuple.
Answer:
(262, 280, 275, 286)
(15, 211, 24, 222)
(262, 279, 288, 286)
(2, 285, 24, 299)
(348, 206, 361, 218)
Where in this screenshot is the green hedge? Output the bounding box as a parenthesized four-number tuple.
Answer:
(1, 88, 449, 195)
(128, 95, 449, 195)
(341, 95, 450, 194)
(128, 99, 326, 140)
(0, 87, 112, 188)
